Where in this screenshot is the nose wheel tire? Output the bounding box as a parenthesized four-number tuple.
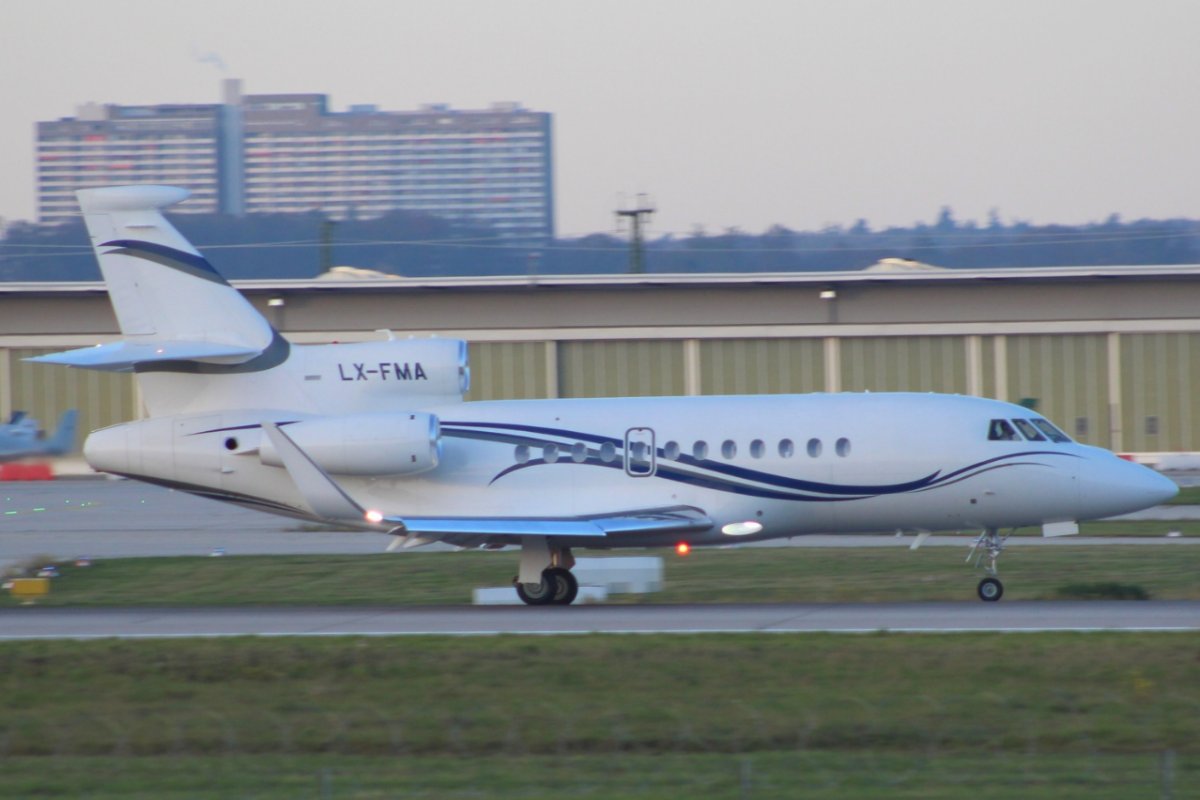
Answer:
(977, 576, 1004, 602)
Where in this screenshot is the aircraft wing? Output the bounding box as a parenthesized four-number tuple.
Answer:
(259, 422, 713, 544)
(395, 506, 713, 538)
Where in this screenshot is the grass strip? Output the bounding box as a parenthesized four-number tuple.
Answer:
(0, 633, 1195, 760)
(0, 751, 1193, 799)
(1165, 485, 1200, 505)
(3, 544, 1198, 606)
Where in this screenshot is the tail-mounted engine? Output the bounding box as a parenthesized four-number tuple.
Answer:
(258, 412, 441, 476)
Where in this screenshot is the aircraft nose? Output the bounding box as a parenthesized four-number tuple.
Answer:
(1077, 453, 1178, 518)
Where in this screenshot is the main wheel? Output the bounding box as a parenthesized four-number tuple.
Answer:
(977, 576, 1004, 602)
(545, 567, 579, 606)
(515, 571, 560, 606)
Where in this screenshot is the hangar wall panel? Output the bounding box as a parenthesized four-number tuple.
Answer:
(466, 341, 548, 401)
(1121, 333, 1198, 452)
(557, 340, 684, 398)
(839, 336, 967, 394)
(979, 336, 998, 399)
(698, 339, 825, 395)
(1004, 335, 1110, 448)
(7, 347, 137, 438)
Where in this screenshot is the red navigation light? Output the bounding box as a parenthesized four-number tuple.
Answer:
(675, 542, 691, 556)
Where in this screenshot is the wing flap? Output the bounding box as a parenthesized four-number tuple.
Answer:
(390, 507, 712, 539)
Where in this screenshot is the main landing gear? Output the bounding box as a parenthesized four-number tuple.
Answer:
(515, 566, 579, 606)
(514, 536, 579, 606)
(967, 527, 1007, 602)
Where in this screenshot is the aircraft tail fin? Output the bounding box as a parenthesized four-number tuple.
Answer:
(45, 410, 78, 456)
(32, 186, 273, 370)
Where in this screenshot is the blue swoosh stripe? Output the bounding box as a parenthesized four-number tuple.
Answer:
(100, 239, 227, 284)
(442, 421, 941, 496)
(443, 421, 1082, 503)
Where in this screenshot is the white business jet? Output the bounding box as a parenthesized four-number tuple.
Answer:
(32, 186, 1178, 603)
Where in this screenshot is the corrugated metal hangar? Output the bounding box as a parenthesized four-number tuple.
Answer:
(1, 263, 1198, 454)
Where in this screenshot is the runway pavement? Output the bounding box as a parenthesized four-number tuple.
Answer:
(0, 601, 1195, 639)
(2, 479, 1195, 640)
(2, 479, 1197, 570)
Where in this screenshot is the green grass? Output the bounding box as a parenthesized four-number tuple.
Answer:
(0, 634, 1195, 796)
(0, 751, 1192, 799)
(4, 543, 1198, 607)
(1075, 520, 1198, 536)
(1166, 485, 1200, 505)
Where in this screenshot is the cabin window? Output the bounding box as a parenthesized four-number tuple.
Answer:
(778, 438, 795, 458)
(721, 440, 737, 459)
(692, 440, 709, 460)
(1012, 419, 1046, 441)
(663, 440, 681, 460)
(514, 444, 531, 463)
(835, 437, 851, 457)
(1032, 419, 1071, 443)
(988, 419, 1019, 441)
(571, 442, 588, 463)
(807, 438, 822, 457)
(599, 442, 617, 463)
(543, 444, 560, 463)
(749, 439, 765, 459)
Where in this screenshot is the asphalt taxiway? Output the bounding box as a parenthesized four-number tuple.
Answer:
(0, 601, 1194, 639)
(2, 479, 1197, 569)
(2, 479, 1196, 640)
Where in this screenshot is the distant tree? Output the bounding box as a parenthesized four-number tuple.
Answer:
(935, 206, 957, 233)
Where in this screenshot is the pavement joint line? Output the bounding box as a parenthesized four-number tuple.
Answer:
(0, 625, 1197, 641)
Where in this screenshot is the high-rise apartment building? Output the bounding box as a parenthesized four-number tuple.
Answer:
(35, 81, 555, 240)
(36, 103, 224, 223)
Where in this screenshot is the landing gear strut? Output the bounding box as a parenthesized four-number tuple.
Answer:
(967, 527, 1008, 602)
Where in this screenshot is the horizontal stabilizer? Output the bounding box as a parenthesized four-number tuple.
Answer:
(27, 341, 264, 372)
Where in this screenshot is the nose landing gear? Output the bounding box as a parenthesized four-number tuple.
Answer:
(967, 527, 1008, 602)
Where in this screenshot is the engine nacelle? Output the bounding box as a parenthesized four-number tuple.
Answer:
(259, 412, 440, 476)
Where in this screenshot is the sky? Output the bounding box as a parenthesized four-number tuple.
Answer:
(3, 0, 1199, 237)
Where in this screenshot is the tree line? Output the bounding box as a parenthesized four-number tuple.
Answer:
(1, 206, 1198, 281)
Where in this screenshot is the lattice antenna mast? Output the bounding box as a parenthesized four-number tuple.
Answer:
(616, 194, 655, 274)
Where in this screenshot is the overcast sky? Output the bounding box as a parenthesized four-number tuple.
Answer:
(3, 0, 1199, 236)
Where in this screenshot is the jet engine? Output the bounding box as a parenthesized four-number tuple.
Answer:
(258, 412, 440, 476)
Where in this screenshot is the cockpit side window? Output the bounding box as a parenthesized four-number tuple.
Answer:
(1012, 419, 1046, 441)
(1032, 418, 1071, 443)
(988, 419, 1019, 441)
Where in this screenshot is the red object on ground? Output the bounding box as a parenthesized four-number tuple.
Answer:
(0, 463, 55, 481)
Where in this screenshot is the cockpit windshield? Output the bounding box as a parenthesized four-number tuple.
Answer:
(1031, 418, 1071, 443)
(988, 419, 1019, 441)
(1011, 419, 1045, 441)
(989, 417, 1072, 443)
